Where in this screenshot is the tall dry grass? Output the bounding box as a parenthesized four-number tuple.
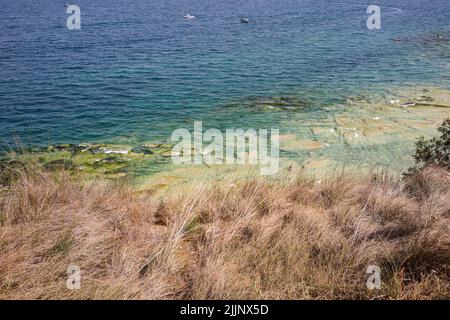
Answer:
(0, 165, 449, 299)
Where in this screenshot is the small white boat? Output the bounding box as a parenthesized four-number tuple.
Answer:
(183, 14, 196, 20)
(240, 18, 250, 23)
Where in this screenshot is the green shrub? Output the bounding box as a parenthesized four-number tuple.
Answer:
(406, 118, 450, 175)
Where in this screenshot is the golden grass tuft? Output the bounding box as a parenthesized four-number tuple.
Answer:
(0, 165, 449, 299)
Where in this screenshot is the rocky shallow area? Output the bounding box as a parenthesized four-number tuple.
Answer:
(2, 86, 449, 194)
(278, 87, 450, 172)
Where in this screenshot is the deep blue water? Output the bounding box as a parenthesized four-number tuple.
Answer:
(1, 0, 449, 148)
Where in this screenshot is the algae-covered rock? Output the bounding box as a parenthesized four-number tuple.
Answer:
(49, 143, 91, 154)
(223, 96, 311, 112)
(5, 141, 176, 181)
(131, 146, 154, 155)
(92, 156, 127, 169)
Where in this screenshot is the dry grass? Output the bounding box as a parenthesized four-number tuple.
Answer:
(0, 165, 449, 299)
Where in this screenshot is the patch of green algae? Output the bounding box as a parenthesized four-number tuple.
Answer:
(3, 143, 175, 182)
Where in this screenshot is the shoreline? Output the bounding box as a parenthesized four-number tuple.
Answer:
(2, 86, 450, 194)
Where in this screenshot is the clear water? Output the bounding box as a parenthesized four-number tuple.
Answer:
(1, 0, 449, 148)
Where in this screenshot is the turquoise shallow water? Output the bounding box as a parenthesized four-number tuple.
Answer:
(0, 0, 449, 149)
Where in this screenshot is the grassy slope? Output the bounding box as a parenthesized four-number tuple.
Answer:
(0, 164, 448, 299)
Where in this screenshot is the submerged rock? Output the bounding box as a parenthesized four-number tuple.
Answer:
(131, 146, 154, 155)
(279, 135, 326, 151)
(101, 156, 126, 164)
(223, 96, 311, 112)
(401, 102, 417, 107)
(49, 143, 90, 153)
(396, 89, 450, 109)
(143, 143, 163, 148)
(416, 96, 435, 103)
(161, 151, 173, 158)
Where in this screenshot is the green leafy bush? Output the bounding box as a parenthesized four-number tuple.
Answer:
(406, 118, 450, 175)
